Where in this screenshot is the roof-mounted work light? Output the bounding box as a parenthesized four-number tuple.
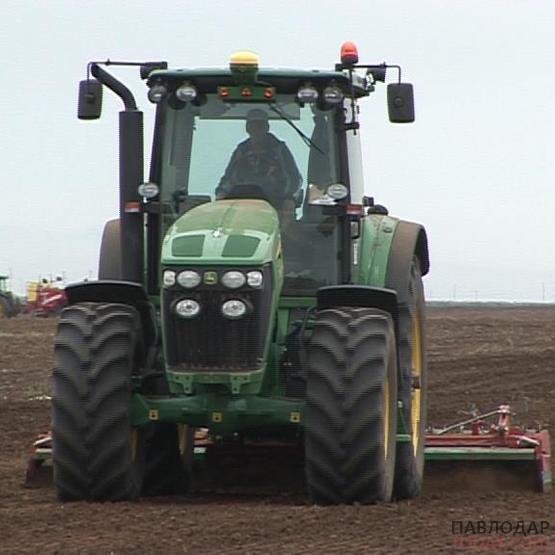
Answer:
(297, 84, 319, 104)
(176, 82, 198, 103)
(148, 83, 168, 103)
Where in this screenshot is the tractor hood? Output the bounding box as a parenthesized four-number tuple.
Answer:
(160, 198, 284, 395)
(161, 199, 282, 266)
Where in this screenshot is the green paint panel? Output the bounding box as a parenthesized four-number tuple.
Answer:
(171, 199, 277, 236)
(357, 214, 399, 287)
(131, 392, 305, 434)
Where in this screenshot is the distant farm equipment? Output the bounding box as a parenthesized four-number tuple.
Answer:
(25, 277, 67, 317)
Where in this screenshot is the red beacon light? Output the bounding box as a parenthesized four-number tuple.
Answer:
(340, 41, 359, 66)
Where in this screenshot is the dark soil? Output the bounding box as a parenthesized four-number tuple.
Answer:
(0, 308, 553, 554)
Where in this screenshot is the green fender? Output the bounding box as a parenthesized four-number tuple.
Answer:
(358, 215, 429, 294)
(385, 220, 429, 301)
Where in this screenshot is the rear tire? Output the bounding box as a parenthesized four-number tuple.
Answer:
(52, 303, 145, 501)
(98, 219, 122, 280)
(305, 307, 398, 504)
(393, 257, 428, 500)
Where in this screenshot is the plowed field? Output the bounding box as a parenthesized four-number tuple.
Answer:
(1, 306, 553, 554)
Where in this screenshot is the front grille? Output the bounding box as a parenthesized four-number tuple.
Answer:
(163, 265, 272, 371)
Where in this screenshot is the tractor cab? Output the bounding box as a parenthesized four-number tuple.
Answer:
(140, 49, 413, 297)
(146, 59, 353, 295)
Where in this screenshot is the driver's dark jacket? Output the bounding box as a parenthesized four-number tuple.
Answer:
(216, 133, 302, 205)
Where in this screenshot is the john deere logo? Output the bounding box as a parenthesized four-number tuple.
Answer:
(204, 271, 218, 285)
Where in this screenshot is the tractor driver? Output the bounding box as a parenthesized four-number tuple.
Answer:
(215, 109, 303, 215)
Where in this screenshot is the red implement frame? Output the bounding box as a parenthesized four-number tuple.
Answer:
(26, 406, 551, 493)
(424, 405, 551, 493)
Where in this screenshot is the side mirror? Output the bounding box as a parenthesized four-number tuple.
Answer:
(78, 79, 103, 120)
(387, 83, 414, 123)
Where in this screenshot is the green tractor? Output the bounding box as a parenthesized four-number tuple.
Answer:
(0, 275, 20, 318)
(52, 44, 429, 504)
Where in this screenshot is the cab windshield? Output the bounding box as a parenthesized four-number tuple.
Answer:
(158, 94, 345, 294)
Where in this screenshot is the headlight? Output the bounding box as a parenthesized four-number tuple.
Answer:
(163, 270, 176, 287)
(323, 85, 344, 105)
(246, 271, 263, 288)
(327, 183, 349, 200)
(221, 299, 247, 320)
(175, 299, 201, 318)
(176, 83, 198, 102)
(177, 270, 201, 289)
(221, 271, 246, 289)
(297, 85, 318, 104)
(148, 83, 168, 103)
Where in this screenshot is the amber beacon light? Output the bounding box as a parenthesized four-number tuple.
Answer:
(340, 41, 359, 65)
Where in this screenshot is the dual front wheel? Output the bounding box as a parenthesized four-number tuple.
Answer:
(305, 260, 427, 504)
(305, 307, 398, 504)
(52, 303, 192, 502)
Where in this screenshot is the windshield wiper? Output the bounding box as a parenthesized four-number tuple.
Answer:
(268, 103, 324, 155)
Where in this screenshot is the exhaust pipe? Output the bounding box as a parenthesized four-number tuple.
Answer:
(90, 63, 144, 284)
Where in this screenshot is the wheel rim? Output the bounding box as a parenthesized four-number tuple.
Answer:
(411, 309, 423, 456)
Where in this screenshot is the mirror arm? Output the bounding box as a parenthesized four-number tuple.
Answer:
(89, 63, 137, 111)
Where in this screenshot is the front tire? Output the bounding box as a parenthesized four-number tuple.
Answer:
(305, 307, 398, 504)
(52, 303, 145, 501)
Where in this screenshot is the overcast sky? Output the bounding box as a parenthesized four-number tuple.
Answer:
(2, 0, 554, 300)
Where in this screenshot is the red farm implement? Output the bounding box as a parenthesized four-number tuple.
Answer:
(25, 280, 67, 317)
(424, 405, 551, 493)
(26, 405, 551, 493)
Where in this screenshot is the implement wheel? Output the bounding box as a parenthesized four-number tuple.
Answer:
(305, 307, 398, 504)
(393, 257, 428, 499)
(52, 303, 145, 501)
